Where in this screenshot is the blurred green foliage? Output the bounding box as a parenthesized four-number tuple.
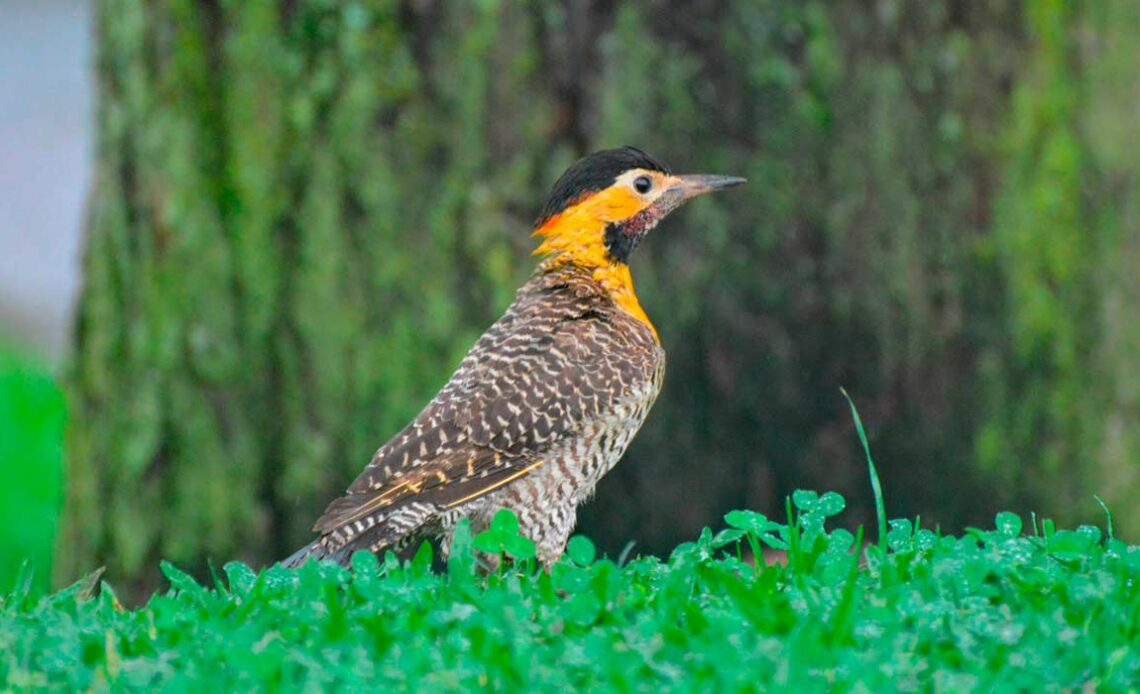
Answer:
(0, 345, 64, 594)
(61, 0, 1140, 595)
(979, 0, 1140, 517)
(8, 499, 1140, 688)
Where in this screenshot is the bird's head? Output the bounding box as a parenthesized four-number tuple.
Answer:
(533, 146, 745, 270)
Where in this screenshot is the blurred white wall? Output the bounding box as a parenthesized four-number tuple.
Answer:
(0, 0, 91, 363)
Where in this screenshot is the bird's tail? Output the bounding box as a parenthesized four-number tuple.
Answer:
(282, 505, 441, 569)
(280, 538, 350, 569)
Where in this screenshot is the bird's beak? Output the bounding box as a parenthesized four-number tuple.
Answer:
(649, 174, 746, 218)
(667, 174, 748, 200)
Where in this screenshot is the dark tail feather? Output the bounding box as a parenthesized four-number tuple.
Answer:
(281, 538, 350, 568)
(282, 507, 433, 568)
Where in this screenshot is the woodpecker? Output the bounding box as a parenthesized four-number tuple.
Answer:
(284, 147, 744, 568)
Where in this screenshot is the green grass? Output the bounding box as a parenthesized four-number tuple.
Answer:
(1, 383, 1136, 688)
(0, 346, 65, 594)
(1, 496, 1137, 690)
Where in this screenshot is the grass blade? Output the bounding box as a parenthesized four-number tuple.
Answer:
(1093, 495, 1114, 541)
(840, 388, 887, 550)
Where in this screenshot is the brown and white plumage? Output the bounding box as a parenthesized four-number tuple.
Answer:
(284, 147, 743, 568)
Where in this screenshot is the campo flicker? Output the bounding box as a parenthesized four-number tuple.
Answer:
(284, 147, 745, 568)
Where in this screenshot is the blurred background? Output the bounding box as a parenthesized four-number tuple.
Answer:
(1, 0, 1138, 598)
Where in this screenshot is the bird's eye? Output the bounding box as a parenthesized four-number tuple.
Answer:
(633, 176, 652, 194)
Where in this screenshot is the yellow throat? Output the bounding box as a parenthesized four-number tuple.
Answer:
(532, 186, 659, 342)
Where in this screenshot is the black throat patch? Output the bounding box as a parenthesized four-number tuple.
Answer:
(604, 207, 659, 264)
(604, 222, 636, 264)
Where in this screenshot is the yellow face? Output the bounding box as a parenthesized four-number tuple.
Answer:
(532, 167, 682, 342)
(532, 167, 680, 269)
(530, 157, 744, 342)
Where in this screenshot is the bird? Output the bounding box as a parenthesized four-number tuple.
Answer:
(283, 146, 745, 569)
